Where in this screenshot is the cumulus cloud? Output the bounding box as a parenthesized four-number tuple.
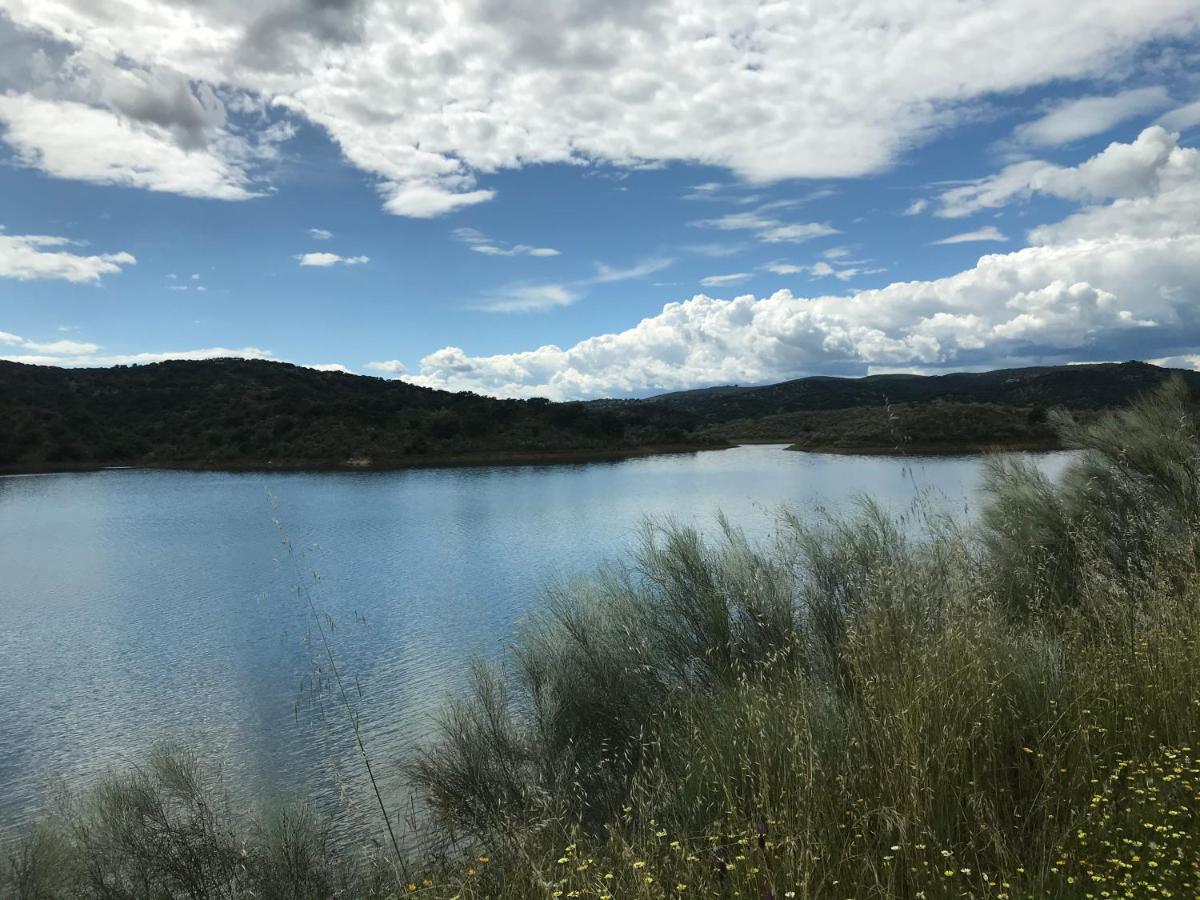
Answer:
(935, 126, 1193, 219)
(308, 228, 333, 240)
(1012, 87, 1172, 146)
(0, 231, 135, 282)
(296, 252, 368, 267)
(401, 230, 1194, 399)
(933, 226, 1009, 244)
(7, 0, 1196, 215)
(452, 227, 559, 257)
(0, 94, 259, 201)
(365, 359, 408, 375)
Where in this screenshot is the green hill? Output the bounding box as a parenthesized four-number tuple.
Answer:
(1, 358, 1196, 472)
(0, 359, 714, 472)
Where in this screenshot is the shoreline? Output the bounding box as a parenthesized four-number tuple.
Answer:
(0, 438, 1072, 476)
(0, 442, 734, 477)
(780, 439, 1064, 456)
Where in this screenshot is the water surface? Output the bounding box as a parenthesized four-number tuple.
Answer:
(0, 445, 1070, 839)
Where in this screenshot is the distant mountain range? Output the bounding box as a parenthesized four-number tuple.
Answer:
(1, 359, 1195, 472)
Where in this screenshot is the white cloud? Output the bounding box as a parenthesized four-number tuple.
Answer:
(404, 228, 1193, 398)
(306, 362, 350, 372)
(452, 227, 559, 257)
(19, 339, 101, 354)
(691, 203, 838, 244)
(365, 359, 408, 375)
(758, 223, 840, 244)
(9, 0, 1195, 215)
(591, 257, 674, 284)
(475, 283, 581, 313)
(936, 125, 1193, 218)
(308, 228, 333, 240)
(0, 231, 135, 282)
(379, 180, 495, 218)
(904, 199, 929, 216)
(296, 252, 369, 267)
(765, 260, 861, 281)
(763, 263, 805, 275)
(1012, 87, 1172, 146)
(1158, 99, 1200, 132)
(0, 344, 276, 367)
(700, 273, 752, 287)
(684, 242, 744, 258)
(933, 226, 1009, 244)
(0, 95, 257, 200)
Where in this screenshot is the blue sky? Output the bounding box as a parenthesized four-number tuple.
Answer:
(2, 2, 1200, 398)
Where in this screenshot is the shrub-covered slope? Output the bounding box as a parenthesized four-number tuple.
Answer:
(0, 359, 712, 470)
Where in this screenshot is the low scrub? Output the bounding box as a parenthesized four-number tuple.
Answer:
(6, 381, 1200, 898)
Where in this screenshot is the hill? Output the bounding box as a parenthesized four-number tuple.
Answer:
(634, 361, 1200, 453)
(0, 359, 715, 473)
(1, 359, 1196, 472)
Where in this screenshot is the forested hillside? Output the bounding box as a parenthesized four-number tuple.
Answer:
(0, 359, 712, 471)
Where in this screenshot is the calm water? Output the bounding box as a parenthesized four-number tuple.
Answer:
(0, 445, 1070, 840)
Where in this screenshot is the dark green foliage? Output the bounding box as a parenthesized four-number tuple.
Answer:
(647, 359, 1200, 421)
(3, 359, 1193, 470)
(0, 359, 709, 471)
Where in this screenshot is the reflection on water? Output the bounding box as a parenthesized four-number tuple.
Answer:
(0, 445, 1072, 839)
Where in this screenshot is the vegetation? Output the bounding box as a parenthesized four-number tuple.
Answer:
(0, 359, 712, 472)
(6, 381, 1200, 898)
(703, 400, 1071, 453)
(3, 358, 1196, 472)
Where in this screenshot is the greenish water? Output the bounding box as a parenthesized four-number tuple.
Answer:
(0, 445, 1070, 839)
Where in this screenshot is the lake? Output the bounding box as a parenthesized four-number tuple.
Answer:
(0, 445, 1071, 841)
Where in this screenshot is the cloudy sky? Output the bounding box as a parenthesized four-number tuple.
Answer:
(2, 1, 1200, 398)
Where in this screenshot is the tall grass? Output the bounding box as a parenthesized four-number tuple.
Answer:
(5, 380, 1200, 898)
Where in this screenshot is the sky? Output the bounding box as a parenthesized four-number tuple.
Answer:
(1, 1, 1200, 399)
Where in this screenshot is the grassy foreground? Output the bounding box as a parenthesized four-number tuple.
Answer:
(7, 382, 1200, 898)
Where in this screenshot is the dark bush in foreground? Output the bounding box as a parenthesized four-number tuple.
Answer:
(5, 381, 1200, 898)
